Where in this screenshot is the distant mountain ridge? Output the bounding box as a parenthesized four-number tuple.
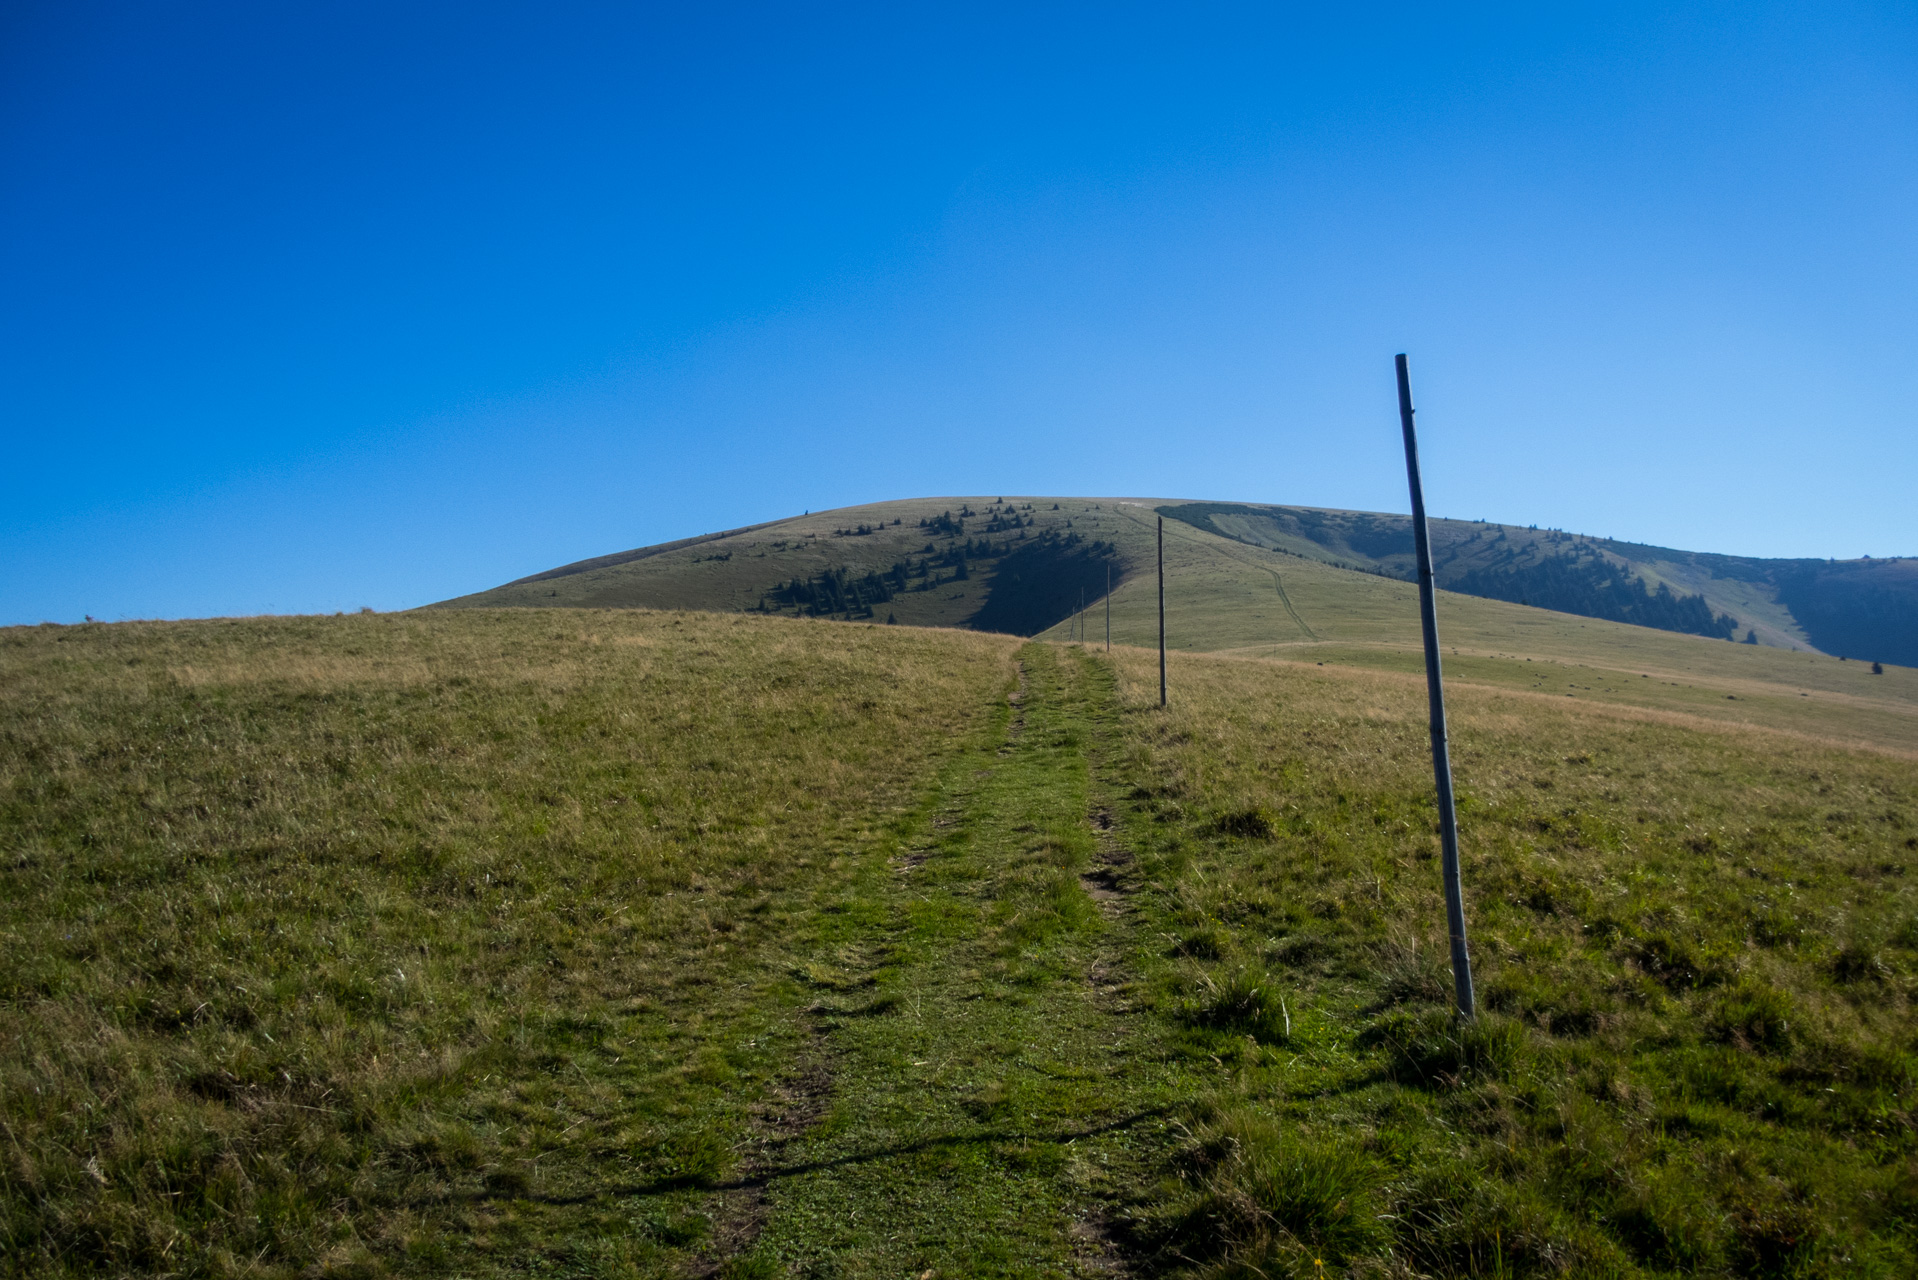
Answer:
(1159, 501, 1917, 665)
(433, 496, 1915, 668)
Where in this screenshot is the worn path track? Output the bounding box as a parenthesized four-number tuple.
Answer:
(722, 643, 1175, 1277)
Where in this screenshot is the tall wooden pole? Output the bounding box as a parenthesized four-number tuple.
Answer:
(1105, 562, 1111, 652)
(1397, 353, 1475, 1021)
(1157, 517, 1167, 707)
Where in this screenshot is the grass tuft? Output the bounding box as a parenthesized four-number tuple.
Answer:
(1182, 966, 1291, 1044)
(1208, 807, 1276, 840)
(1367, 1010, 1530, 1086)
(1708, 981, 1797, 1054)
(1153, 1112, 1388, 1269)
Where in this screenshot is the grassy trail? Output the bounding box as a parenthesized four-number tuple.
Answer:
(731, 643, 1177, 1277)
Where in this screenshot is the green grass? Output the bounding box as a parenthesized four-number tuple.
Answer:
(1159, 501, 1825, 650)
(0, 611, 1019, 1276)
(735, 643, 1186, 1276)
(1095, 640, 1918, 1277)
(4, 609, 1915, 1276)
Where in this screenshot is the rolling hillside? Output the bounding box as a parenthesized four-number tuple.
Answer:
(1033, 508, 1918, 755)
(436, 496, 1917, 667)
(434, 497, 1132, 633)
(1161, 500, 1918, 664)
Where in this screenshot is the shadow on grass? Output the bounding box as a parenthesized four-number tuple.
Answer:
(516, 1107, 1171, 1206)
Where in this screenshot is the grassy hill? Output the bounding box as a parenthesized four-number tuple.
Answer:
(434, 497, 1137, 634)
(3, 610, 1915, 1277)
(439, 496, 1918, 755)
(436, 497, 1918, 669)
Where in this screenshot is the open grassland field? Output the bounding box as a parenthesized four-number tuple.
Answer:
(0, 612, 1022, 1276)
(1097, 644, 1917, 1278)
(3, 609, 1916, 1277)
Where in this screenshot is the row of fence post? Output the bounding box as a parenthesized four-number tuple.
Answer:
(1071, 358, 1472, 1019)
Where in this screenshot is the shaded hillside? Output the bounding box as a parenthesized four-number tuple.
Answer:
(1449, 553, 1737, 639)
(1774, 556, 1918, 663)
(966, 526, 1121, 635)
(434, 497, 1142, 637)
(1160, 501, 1916, 665)
(752, 519, 1121, 634)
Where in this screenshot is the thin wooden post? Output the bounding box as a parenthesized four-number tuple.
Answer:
(1105, 562, 1111, 652)
(1396, 353, 1476, 1021)
(1157, 517, 1167, 707)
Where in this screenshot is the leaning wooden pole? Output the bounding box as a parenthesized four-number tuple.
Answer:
(1396, 353, 1476, 1021)
(1157, 516, 1167, 707)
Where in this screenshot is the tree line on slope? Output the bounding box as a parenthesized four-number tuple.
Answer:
(748, 521, 1112, 633)
(1160, 504, 1746, 645)
(1449, 552, 1740, 640)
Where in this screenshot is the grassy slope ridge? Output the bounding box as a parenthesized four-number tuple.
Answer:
(433, 498, 1136, 635)
(434, 496, 1916, 668)
(433, 496, 1918, 753)
(4, 610, 1915, 1278)
(1039, 505, 1918, 757)
(1160, 500, 1918, 665)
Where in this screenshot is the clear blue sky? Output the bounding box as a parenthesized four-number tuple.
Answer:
(4, 2, 1914, 622)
